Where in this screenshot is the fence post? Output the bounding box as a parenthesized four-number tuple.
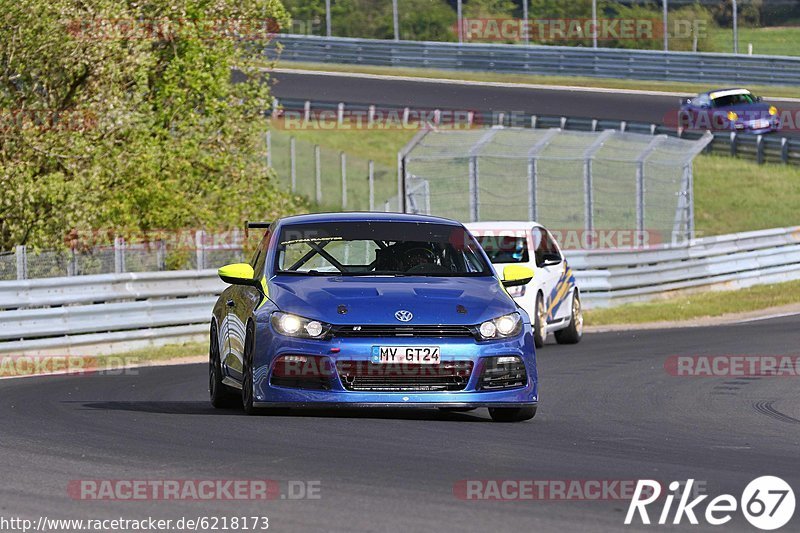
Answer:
(15, 245, 27, 280)
(114, 237, 125, 273)
(67, 248, 77, 276)
(290, 136, 296, 193)
(195, 230, 205, 270)
(266, 130, 272, 170)
(636, 161, 645, 242)
(527, 158, 538, 221)
(756, 134, 764, 164)
(340, 152, 347, 209)
(368, 160, 375, 211)
(730, 131, 737, 157)
(314, 144, 322, 204)
(781, 137, 789, 164)
(157, 240, 166, 271)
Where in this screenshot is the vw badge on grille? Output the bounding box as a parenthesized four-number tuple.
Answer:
(394, 310, 413, 322)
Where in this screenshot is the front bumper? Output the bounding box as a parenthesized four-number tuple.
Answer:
(252, 323, 538, 407)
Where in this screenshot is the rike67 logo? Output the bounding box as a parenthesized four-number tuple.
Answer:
(625, 477, 795, 530)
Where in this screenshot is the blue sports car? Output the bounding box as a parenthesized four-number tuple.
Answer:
(678, 88, 779, 134)
(209, 212, 538, 422)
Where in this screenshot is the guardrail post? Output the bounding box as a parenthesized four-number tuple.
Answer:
(15, 245, 27, 280)
(340, 152, 347, 209)
(730, 132, 737, 157)
(469, 156, 479, 222)
(290, 136, 296, 192)
(368, 105, 375, 128)
(195, 230, 205, 270)
(650, 124, 657, 135)
(583, 158, 593, 238)
(636, 161, 645, 243)
(496, 112, 504, 127)
(368, 160, 375, 211)
(620, 121, 627, 132)
(272, 98, 279, 117)
(781, 137, 789, 164)
(114, 237, 125, 273)
(560, 117, 567, 129)
(314, 145, 322, 204)
(337, 103, 345, 126)
(756, 134, 764, 164)
(530, 115, 537, 129)
(591, 119, 598, 132)
(304, 100, 311, 122)
(402, 107, 410, 127)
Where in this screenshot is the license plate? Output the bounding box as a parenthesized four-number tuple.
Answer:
(373, 346, 440, 364)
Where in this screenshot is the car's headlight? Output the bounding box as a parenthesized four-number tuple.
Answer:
(477, 312, 522, 340)
(271, 312, 330, 339)
(769, 106, 778, 116)
(727, 111, 739, 121)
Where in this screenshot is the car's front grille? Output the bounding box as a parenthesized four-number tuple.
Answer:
(336, 361, 473, 392)
(331, 325, 476, 339)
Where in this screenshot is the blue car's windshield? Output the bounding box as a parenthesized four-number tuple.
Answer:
(275, 221, 492, 276)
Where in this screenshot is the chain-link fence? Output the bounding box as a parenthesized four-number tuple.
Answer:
(267, 129, 400, 212)
(403, 127, 713, 247)
(1, 233, 248, 281)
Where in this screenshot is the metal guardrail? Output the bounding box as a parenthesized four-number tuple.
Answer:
(1, 227, 799, 352)
(271, 35, 800, 86)
(566, 226, 800, 307)
(272, 98, 800, 166)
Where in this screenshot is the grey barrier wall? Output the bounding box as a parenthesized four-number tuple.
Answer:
(1, 226, 798, 354)
(270, 35, 800, 86)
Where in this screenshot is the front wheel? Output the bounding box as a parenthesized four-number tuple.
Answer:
(210, 325, 238, 408)
(555, 290, 583, 345)
(533, 292, 547, 348)
(242, 325, 259, 415)
(488, 405, 537, 422)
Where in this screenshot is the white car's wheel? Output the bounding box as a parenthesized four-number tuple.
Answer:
(533, 292, 547, 348)
(555, 290, 583, 344)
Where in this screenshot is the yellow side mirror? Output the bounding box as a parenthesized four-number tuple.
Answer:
(502, 265, 534, 288)
(218, 263, 257, 287)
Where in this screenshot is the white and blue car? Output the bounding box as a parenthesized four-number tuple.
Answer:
(466, 222, 582, 348)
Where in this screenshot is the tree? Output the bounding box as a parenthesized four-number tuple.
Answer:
(0, 0, 306, 251)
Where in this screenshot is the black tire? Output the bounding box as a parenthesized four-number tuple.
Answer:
(209, 324, 238, 408)
(555, 290, 583, 345)
(533, 292, 547, 348)
(488, 405, 537, 422)
(241, 323, 259, 415)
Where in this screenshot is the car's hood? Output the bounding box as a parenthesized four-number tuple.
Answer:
(266, 275, 516, 325)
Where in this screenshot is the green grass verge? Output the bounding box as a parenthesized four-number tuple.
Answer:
(694, 155, 800, 236)
(585, 280, 800, 325)
(277, 61, 800, 100)
(102, 341, 206, 363)
(708, 26, 800, 57)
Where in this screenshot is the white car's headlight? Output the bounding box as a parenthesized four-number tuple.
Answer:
(271, 312, 330, 339)
(477, 312, 522, 339)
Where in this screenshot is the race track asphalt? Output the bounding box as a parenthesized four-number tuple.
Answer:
(270, 70, 800, 138)
(2, 314, 799, 532)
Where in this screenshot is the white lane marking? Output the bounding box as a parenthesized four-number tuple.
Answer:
(270, 67, 800, 103)
(735, 311, 800, 324)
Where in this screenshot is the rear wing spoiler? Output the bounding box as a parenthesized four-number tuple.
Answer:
(245, 221, 271, 238)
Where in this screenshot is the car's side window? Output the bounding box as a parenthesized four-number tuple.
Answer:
(696, 94, 710, 107)
(532, 228, 561, 267)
